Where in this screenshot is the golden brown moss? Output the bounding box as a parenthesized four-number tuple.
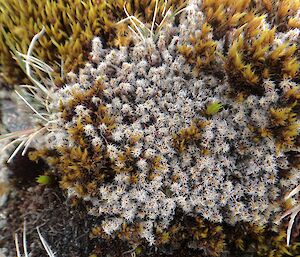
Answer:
(178, 22, 219, 74)
(227, 222, 300, 257)
(90, 215, 226, 256)
(3, 1, 300, 255)
(178, 0, 300, 95)
(29, 144, 115, 196)
(90, 214, 300, 257)
(225, 28, 299, 95)
(29, 80, 116, 196)
(0, 0, 186, 85)
(201, 0, 300, 37)
(249, 80, 300, 151)
(172, 120, 209, 153)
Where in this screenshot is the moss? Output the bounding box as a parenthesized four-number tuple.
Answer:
(173, 120, 209, 153)
(250, 80, 300, 151)
(2, 0, 300, 255)
(226, 222, 300, 257)
(205, 101, 223, 116)
(90, 213, 300, 256)
(225, 29, 299, 96)
(36, 175, 52, 185)
(178, 0, 300, 96)
(178, 22, 219, 75)
(91, 214, 226, 256)
(0, 0, 186, 85)
(201, 0, 300, 37)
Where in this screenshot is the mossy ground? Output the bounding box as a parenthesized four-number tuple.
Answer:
(2, 186, 300, 256)
(1, 0, 300, 256)
(0, 0, 186, 86)
(0, 151, 299, 257)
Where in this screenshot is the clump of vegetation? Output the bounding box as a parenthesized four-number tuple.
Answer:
(205, 101, 223, 116)
(0, 0, 186, 85)
(173, 120, 209, 152)
(1, 0, 300, 256)
(178, 0, 300, 96)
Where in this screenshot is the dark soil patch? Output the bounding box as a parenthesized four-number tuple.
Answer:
(0, 184, 244, 257)
(0, 184, 142, 257)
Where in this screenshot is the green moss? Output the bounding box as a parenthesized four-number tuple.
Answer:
(205, 101, 223, 116)
(36, 175, 52, 185)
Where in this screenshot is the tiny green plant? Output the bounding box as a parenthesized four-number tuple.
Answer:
(205, 101, 223, 116)
(36, 175, 52, 185)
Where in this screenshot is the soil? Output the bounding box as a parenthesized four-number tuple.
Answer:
(0, 184, 251, 257)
